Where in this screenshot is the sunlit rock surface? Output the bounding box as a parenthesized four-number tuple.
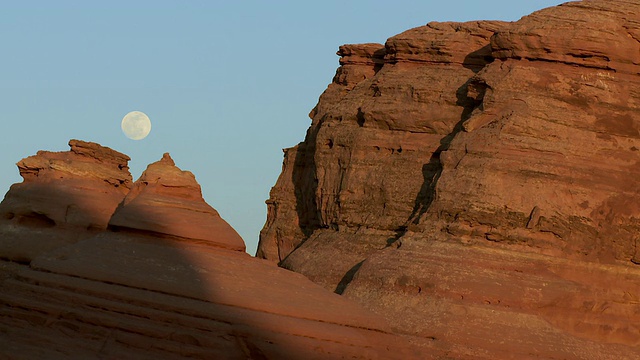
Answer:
(259, 1, 640, 358)
(0, 141, 417, 359)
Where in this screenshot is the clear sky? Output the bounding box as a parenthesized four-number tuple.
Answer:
(0, 1, 566, 255)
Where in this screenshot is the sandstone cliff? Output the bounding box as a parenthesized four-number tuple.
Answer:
(259, 1, 640, 358)
(0, 141, 417, 359)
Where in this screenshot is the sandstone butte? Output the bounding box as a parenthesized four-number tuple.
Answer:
(0, 140, 418, 359)
(258, 0, 640, 359)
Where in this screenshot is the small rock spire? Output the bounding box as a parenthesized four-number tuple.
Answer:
(161, 152, 175, 166)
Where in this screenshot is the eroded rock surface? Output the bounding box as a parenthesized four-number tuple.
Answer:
(2, 139, 132, 228)
(109, 153, 245, 252)
(0, 140, 132, 262)
(258, 21, 506, 261)
(259, 1, 640, 358)
(0, 141, 417, 359)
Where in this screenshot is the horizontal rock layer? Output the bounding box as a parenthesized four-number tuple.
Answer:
(0, 236, 414, 359)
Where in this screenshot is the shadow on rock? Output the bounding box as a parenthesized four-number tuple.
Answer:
(406, 45, 491, 226)
(0, 140, 416, 359)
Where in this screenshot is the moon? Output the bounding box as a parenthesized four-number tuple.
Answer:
(121, 111, 151, 140)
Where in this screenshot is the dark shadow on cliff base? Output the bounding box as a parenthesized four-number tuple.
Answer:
(0, 182, 304, 359)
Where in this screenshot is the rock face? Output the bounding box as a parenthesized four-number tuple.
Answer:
(432, 0, 640, 264)
(258, 21, 505, 261)
(0, 140, 132, 262)
(0, 142, 417, 359)
(2, 139, 132, 228)
(109, 153, 245, 252)
(259, 1, 640, 358)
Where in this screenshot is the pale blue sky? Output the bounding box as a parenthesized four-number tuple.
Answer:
(0, 1, 566, 255)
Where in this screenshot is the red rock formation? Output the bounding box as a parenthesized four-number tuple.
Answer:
(431, 0, 640, 263)
(0, 142, 417, 359)
(0, 140, 132, 262)
(109, 153, 245, 252)
(259, 0, 640, 358)
(2, 139, 132, 228)
(258, 21, 505, 261)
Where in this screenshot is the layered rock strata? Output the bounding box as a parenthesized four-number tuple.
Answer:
(258, 21, 506, 261)
(259, 1, 640, 358)
(0, 142, 417, 359)
(109, 153, 246, 252)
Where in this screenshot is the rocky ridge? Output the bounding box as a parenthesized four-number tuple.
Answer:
(259, 1, 640, 358)
(0, 140, 417, 359)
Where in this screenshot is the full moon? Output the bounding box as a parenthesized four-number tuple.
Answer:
(121, 111, 151, 140)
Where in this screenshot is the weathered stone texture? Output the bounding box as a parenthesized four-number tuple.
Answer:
(0, 141, 416, 359)
(259, 1, 640, 358)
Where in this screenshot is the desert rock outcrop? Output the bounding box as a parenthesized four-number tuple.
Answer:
(0, 140, 132, 262)
(0, 142, 417, 359)
(259, 0, 640, 358)
(109, 153, 246, 252)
